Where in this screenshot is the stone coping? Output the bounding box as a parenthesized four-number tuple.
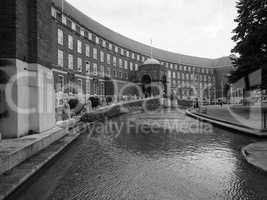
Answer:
(242, 142, 267, 173)
(0, 127, 66, 175)
(186, 110, 267, 137)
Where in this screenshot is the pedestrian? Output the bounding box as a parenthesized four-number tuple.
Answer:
(62, 99, 71, 120)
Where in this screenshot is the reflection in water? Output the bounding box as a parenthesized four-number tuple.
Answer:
(14, 111, 267, 200)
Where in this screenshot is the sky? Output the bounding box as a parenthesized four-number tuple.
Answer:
(67, 0, 238, 59)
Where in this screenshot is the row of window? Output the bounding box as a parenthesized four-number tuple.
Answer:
(57, 75, 105, 95)
(58, 49, 130, 79)
(53, 7, 213, 75)
(168, 71, 215, 82)
(58, 47, 215, 83)
(58, 29, 139, 71)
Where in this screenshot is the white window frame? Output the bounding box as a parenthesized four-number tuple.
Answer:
(85, 44, 90, 57)
(124, 60, 128, 69)
(100, 51, 105, 63)
(68, 54, 73, 69)
(107, 54, 111, 65)
(57, 75, 64, 92)
(71, 21, 76, 31)
(86, 79, 90, 95)
(58, 29, 63, 45)
(95, 36, 99, 44)
(62, 15, 67, 25)
(77, 40, 82, 54)
(77, 57, 82, 72)
(113, 56, 116, 66)
(68, 35, 73, 50)
(88, 32, 93, 40)
(77, 79, 83, 94)
(85, 61, 91, 74)
(93, 48, 98, 59)
(58, 50, 63, 67)
(93, 63, 98, 76)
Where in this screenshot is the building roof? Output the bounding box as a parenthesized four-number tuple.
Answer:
(143, 58, 161, 65)
(53, 0, 233, 68)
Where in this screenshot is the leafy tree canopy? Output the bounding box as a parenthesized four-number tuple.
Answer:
(230, 0, 267, 85)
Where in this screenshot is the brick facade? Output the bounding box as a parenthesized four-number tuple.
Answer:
(0, 0, 233, 102)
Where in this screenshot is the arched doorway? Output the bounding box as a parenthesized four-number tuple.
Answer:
(141, 74, 152, 97)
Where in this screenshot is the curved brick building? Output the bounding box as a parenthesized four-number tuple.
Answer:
(0, 0, 233, 137)
(50, 0, 233, 103)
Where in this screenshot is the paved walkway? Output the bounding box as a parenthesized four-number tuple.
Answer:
(242, 142, 267, 172)
(193, 105, 265, 130)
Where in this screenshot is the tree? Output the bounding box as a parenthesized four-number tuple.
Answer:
(230, 0, 267, 89)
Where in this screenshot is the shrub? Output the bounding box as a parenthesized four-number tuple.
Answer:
(68, 98, 79, 109)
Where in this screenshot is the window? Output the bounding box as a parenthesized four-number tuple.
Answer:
(100, 51, 105, 62)
(77, 79, 83, 94)
(119, 59, 123, 68)
(100, 81, 104, 96)
(93, 48, 98, 59)
(77, 57, 82, 72)
(88, 32, 93, 40)
(77, 40, 82, 54)
(107, 68, 111, 77)
(86, 80, 90, 94)
(68, 54, 73, 69)
(100, 65, 104, 77)
(166, 63, 169, 68)
(93, 63, 97, 75)
(135, 64, 138, 71)
(95, 36, 99, 44)
(132, 53, 135, 59)
(71, 21, 76, 31)
(115, 46, 118, 53)
(177, 72, 181, 79)
(124, 60, 128, 69)
(113, 56, 117, 66)
(102, 40, 106, 48)
(85, 45, 90, 57)
(57, 75, 64, 92)
(62, 15, 67, 25)
(85, 61, 91, 74)
(57, 50, 63, 67)
(113, 70, 116, 77)
(58, 29, 63, 45)
(126, 51, 129, 57)
(142, 56, 145, 62)
(108, 43, 113, 50)
(130, 62, 133, 71)
(107, 54, 111, 65)
(68, 35, 73, 50)
(80, 28, 84, 37)
(51, 7, 57, 18)
(137, 55, 140, 61)
(120, 48, 124, 55)
(172, 72, 176, 78)
(168, 71, 171, 79)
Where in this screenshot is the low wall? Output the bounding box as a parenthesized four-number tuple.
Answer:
(80, 97, 161, 123)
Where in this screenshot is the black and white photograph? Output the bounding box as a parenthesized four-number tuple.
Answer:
(0, 0, 267, 199)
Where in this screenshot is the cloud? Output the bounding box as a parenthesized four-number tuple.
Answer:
(66, 0, 237, 58)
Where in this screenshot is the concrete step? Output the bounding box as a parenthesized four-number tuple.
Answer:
(0, 127, 66, 175)
(0, 127, 83, 200)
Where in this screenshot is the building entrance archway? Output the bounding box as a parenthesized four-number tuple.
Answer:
(141, 74, 152, 97)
